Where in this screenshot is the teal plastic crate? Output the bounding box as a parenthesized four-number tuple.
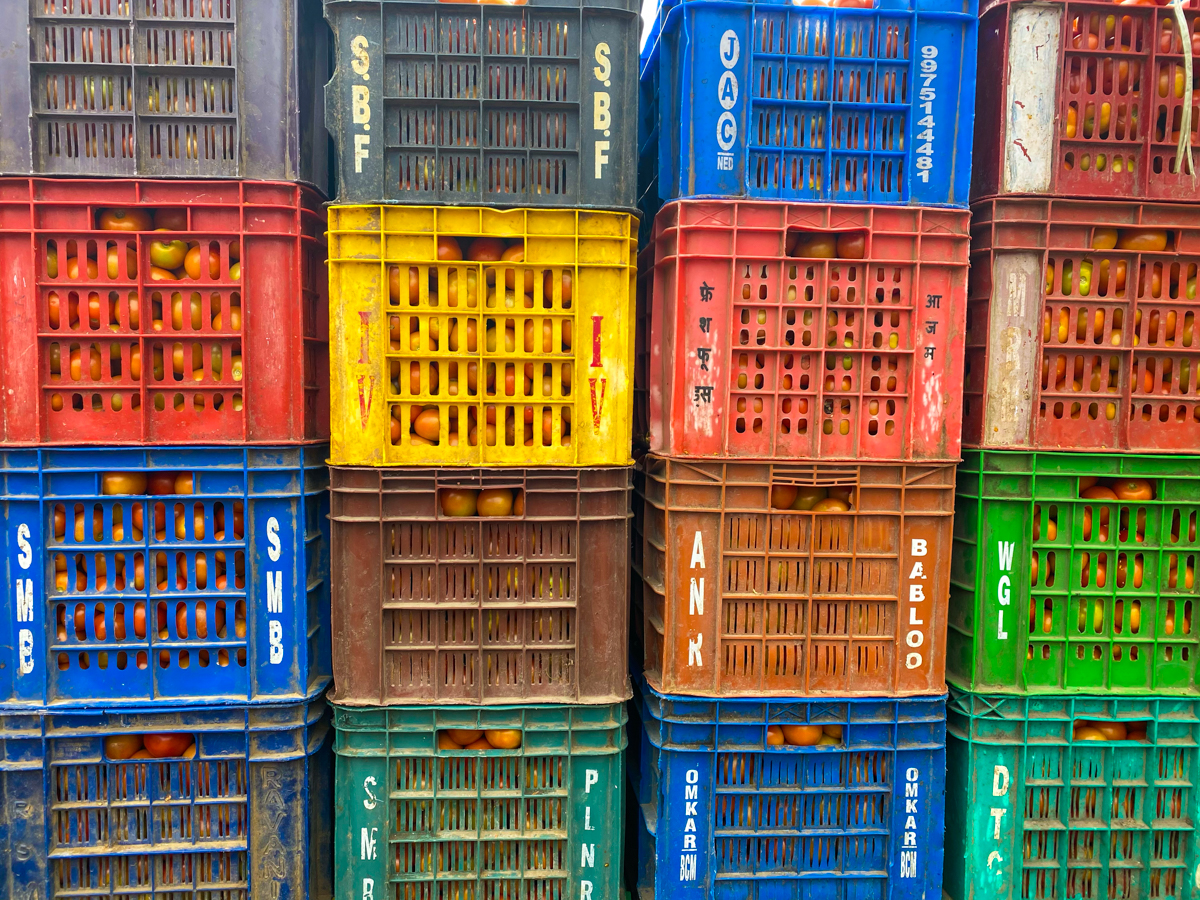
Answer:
(945, 687, 1200, 900)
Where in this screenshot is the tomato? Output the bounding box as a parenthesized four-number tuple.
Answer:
(184, 245, 221, 279)
(811, 498, 851, 512)
(1081, 485, 1118, 500)
(146, 472, 177, 495)
(149, 266, 178, 281)
(501, 244, 535, 293)
(229, 239, 240, 262)
(154, 209, 187, 231)
(544, 270, 573, 305)
(468, 237, 506, 261)
(175, 472, 193, 494)
(413, 408, 441, 441)
(143, 733, 193, 758)
(771, 485, 799, 509)
(766, 725, 785, 745)
(1116, 229, 1168, 252)
(67, 257, 99, 279)
(104, 734, 144, 759)
(484, 729, 522, 749)
(782, 724, 823, 746)
(1112, 478, 1153, 500)
(1094, 721, 1128, 741)
(99, 209, 152, 232)
(791, 487, 828, 510)
(150, 239, 188, 269)
(465, 738, 492, 749)
(822, 724, 843, 739)
(836, 232, 866, 259)
(229, 262, 240, 281)
(437, 237, 463, 261)
(478, 489, 514, 516)
(102, 472, 148, 495)
(791, 234, 836, 258)
(1073, 725, 1106, 741)
(438, 732, 463, 749)
(440, 489, 478, 517)
(107, 245, 138, 279)
(447, 729, 483, 745)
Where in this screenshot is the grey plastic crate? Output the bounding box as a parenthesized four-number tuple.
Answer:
(324, 0, 638, 210)
(0, 0, 330, 193)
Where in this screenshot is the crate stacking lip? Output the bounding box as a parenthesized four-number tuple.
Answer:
(328, 465, 632, 705)
(965, 196, 1200, 453)
(0, 446, 331, 708)
(0, 699, 331, 900)
(944, 687, 1200, 900)
(639, 0, 979, 215)
(632, 678, 947, 900)
(323, 0, 639, 210)
(327, 204, 636, 467)
(950, 449, 1200, 696)
(0, 177, 330, 446)
(973, 0, 1200, 204)
(638, 454, 955, 698)
(646, 199, 969, 462)
(0, 0, 330, 190)
(332, 701, 625, 900)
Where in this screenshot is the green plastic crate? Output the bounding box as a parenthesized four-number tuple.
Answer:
(332, 702, 625, 900)
(945, 688, 1200, 900)
(949, 450, 1200, 695)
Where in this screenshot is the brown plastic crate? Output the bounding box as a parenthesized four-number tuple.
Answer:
(330, 466, 631, 705)
(638, 454, 954, 698)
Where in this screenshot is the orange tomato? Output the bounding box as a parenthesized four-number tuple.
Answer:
(484, 729, 522, 749)
(812, 498, 851, 512)
(465, 738, 492, 750)
(782, 724, 823, 746)
(767, 725, 785, 745)
(438, 732, 463, 749)
(1092, 228, 1119, 250)
(107, 245, 138, 279)
(447, 729, 483, 745)
(792, 487, 828, 510)
(477, 489, 514, 516)
(771, 485, 799, 509)
(1116, 229, 1168, 252)
(184, 245, 221, 280)
(791, 234, 836, 259)
(501, 244, 535, 293)
(413, 408, 440, 441)
(513, 491, 525, 516)
(440, 489, 478, 517)
(437, 237, 463, 261)
(98, 209, 152, 232)
(468, 237, 506, 261)
(149, 266, 177, 282)
(175, 472, 193, 495)
(104, 734, 144, 759)
(1081, 485, 1118, 500)
(102, 472, 148, 495)
(1112, 478, 1153, 500)
(66, 257, 99, 279)
(1073, 725, 1107, 741)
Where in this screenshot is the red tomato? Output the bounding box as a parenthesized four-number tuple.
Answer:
(143, 733, 194, 758)
(147, 472, 177, 495)
(154, 209, 188, 231)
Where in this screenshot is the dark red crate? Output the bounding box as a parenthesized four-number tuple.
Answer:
(965, 196, 1200, 452)
(973, 0, 1200, 202)
(0, 178, 328, 446)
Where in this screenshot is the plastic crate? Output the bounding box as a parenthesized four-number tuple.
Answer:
(328, 465, 631, 706)
(0, 0, 330, 192)
(0, 446, 331, 708)
(640, 0, 978, 210)
(973, 0, 1200, 204)
(945, 688, 1200, 900)
(0, 699, 332, 900)
(950, 450, 1200, 696)
(965, 196, 1200, 453)
(332, 701, 625, 900)
(328, 205, 636, 467)
(646, 200, 969, 462)
(0, 178, 329, 446)
(633, 678, 946, 900)
(638, 453, 955, 698)
(323, 0, 639, 210)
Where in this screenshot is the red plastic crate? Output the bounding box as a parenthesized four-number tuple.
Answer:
(0, 178, 328, 445)
(645, 200, 969, 462)
(974, 0, 1200, 202)
(965, 196, 1200, 452)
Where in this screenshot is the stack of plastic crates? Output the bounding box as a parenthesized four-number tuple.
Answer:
(322, 0, 641, 895)
(0, 4, 335, 898)
(631, 0, 979, 892)
(946, 1, 1200, 895)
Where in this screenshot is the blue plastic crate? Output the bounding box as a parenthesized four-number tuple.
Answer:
(639, 0, 978, 221)
(0, 698, 332, 900)
(633, 679, 946, 900)
(0, 446, 331, 708)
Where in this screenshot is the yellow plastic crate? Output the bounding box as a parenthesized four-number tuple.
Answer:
(329, 206, 636, 466)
